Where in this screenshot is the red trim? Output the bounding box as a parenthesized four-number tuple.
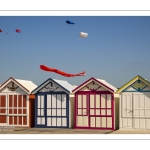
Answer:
(100, 94, 102, 128)
(74, 92, 114, 130)
(112, 94, 114, 130)
(72, 77, 114, 93)
(94, 95, 96, 127)
(82, 95, 83, 115)
(86, 85, 91, 91)
(74, 94, 77, 128)
(87, 94, 90, 127)
(76, 91, 112, 94)
(95, 86, 101, 91)
(105, 94, 107, 127)
(73, 127, 114, 130)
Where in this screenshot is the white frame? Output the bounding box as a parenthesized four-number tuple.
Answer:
(0, 93, 29, 127)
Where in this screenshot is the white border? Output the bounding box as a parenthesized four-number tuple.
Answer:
(1, 11, 150, 16)
(0, 0, 150, 11)
(0, 134, 150, 139)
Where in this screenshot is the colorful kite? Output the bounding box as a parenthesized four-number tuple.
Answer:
(16, 29, 21, 33)
(0, 29, 3, 32)
(40, 65, 86, 77)
(66, 20, 75, 25)
(80, 32, 88, 38)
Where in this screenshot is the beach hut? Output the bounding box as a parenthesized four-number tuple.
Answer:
(117, 75, 150, 130)
(72, 77, 118, 130)
(31, 78, 74, 128)
(0, 77, 37, 127)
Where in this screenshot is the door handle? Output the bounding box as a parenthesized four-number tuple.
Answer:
(128, 110, 133, 113)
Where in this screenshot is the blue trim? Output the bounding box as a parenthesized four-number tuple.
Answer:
(123, 85, 137, 92)
(31, 78, 70, 94)
(123, 79, 150, 92)
(141, 85, 148, 91)
(34, 92, 69, 128)
(131, 85, 138, 90)
(34, 94, 46, 127)
(122, 80, 138, 92)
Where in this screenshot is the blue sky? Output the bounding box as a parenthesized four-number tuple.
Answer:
(0, 16, 150, 88)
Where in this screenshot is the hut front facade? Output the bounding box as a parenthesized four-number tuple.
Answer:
(72, 77, 117, 130)
(31, 78, 74, 128)
(0, 77, 37, 127)
(117, 75, 150, 130)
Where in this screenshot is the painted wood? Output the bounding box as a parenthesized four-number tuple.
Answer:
(0, 77, 37, 127)
(73, 78, 116, 130)
(118, 75, 150, 130)
(32, 78, 73, 128)
(34, 93, 69, 128)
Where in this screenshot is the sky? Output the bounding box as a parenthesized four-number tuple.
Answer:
(0, 16, 150, 88)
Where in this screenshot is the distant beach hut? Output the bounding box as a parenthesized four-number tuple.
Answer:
(117, 75, 150, 130)
(31, 78, 74, 128)
(0, 77, 37, 127)
(72, 77, 118, 130)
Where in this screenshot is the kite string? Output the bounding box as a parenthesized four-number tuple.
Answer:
(28, 25, 68, 80)
(69, 37, 81, 55)
(28, 69, 40, 80)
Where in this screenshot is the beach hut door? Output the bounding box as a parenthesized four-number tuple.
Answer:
(0, 95, 8, 125)
(36, 95, 46, 126)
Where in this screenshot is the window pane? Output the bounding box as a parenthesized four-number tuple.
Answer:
(14, 109, 17, 114)
(14, 95, 17, 107)
(23, 109, 26, 114)
(23, 95, 27, 107)
(18, 95, 22, 107)
(52, 95, 56, 108)
(62, 95, 66, 108)
(9, 95, 13, 107)
(18, 109, 22, 114)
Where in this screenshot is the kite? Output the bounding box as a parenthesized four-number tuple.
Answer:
(16, 29, 21, 33)
(0, 29, 3, 32)
(40, 65, 86, 77)
(80, 32, 88, 38)
(66, 20, 75, 25)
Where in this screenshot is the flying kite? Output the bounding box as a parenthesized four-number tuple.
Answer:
(16, 29, 21, 33)
(66, 20, 75, 25)
(80, 32, 88, 38)
(40, 65, 86, 77)
(0, 29, 3, 32)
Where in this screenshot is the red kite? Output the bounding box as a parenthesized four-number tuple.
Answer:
(40, 65, 86, 77)
(16, 29, 21, 33)
(0, 29, 3, 32)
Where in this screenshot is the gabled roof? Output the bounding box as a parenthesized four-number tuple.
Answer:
(0, 77, 37, 94)
(15, 79, 37, 93)
(31, 78, 74, 94)
(117, 75, 150, 93)
(53, 79, 74, 92)
(72, 77, 117, 93)
(95, 78, 117, 92)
